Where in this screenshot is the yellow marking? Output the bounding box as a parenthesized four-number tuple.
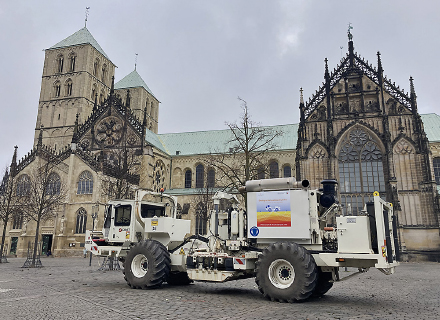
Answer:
(373, 191, 379, 196)
(179, 248, 185, 255)
(151, 220, 158, 226)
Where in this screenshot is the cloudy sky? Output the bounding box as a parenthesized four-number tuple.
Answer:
(0, 0, 438, 168)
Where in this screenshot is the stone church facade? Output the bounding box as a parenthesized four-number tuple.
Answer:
(1, 27, 439, 260)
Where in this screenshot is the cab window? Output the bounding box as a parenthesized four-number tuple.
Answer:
(141, 204, 165, 218)
(115, 205, 131, 226)
(104, 205, 112, 228)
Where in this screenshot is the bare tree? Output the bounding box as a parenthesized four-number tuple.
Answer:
(190, 170, 216, 235)
(21, 158, 67, 267)
(100, 146, 141, 201)
(206, 97, 283, 198)
(0, 168, 21, 262)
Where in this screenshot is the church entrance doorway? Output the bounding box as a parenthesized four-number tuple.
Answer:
(41, 235, 53, 255)
(10, 237, 18, 255)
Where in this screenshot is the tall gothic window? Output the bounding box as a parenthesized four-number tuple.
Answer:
(269, 161, 279, 178)
(77, 171, 93, 194)
(196, 164, 204, 188)
(54, 81, 61, 98)
(184, 170, 192, 188)
(433, 158, 440, 184)
(57, 54, 64, 73)
(207, 169, 215, 188)
(93, 59, 99, 77)
(283, 165, 292, 178)
(16, 175, 30, 196)
(65, 79, 73, 96)
(338, 128, 386, 214)
(69, 53, 76, 72)
(46, 173, 61, 195)
(195, 202, 207, 235)
(75, 208, 87, 234)
(12, 212, 23, 229)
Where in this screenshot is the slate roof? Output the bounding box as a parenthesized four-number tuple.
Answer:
(153, 114, 440, 157)
(49, 27, 111, 61)
(421, 114, 440, 142)
(115, 70, 157, 99)
(157, 124, 298, 156)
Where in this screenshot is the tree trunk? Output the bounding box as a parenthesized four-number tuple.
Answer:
(0, 219, 8, 262)
(31, 218, 41, 267)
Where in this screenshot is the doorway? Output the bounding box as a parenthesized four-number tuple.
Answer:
(10, 237, 18, 255)
(41, 235, 53, 255)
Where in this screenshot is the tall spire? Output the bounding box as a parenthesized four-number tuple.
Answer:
(10, 146, 18, 177)
(85, 7, 90, 28)
(347, 23, 354, 68)
(410, 76, 418, 113)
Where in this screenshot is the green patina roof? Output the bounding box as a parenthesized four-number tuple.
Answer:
(421, 114, 440, 142)
(157, 123, 298, 156)
(115, 70, 157, 99)
(49, 27, 111, 61)
(150, 114, 440, 157)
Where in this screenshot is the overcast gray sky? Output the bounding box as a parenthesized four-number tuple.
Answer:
(0, 0, 438, 168)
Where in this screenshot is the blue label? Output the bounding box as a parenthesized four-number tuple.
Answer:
(250, 226, 259, 237)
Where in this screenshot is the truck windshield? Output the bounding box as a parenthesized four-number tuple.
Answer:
(115, 205, 131, 226)
(141, 204, 165, 218)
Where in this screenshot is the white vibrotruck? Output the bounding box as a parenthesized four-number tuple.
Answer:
(85, 177, 399, 302)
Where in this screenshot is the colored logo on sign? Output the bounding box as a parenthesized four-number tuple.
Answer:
(250, 226, 259, 237)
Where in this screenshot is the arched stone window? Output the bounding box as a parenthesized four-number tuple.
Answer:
(257, 166, 265, 179)
(77, 171, 93, 194)
(46, 173, 61, 195)
(196, 164, 204, 188)
(75, 208, 87, 234)
(101, 64, 107, 84)
(54, 81, 61, 98)
(56, 54, 64, 73)
(12, 212, 23, 229)
(152, 160, 166, 192)
(195, 202, 207, 235)
(91, 84, 97, 100)
(69, 52, 76, 72)
(207, 169, 215, 188)
(184, 170, 192, 188)
(16, 175, 30, 196)
(65, 79, 73, 96)
(93, 59, 99, 77)
(269, 161, 279, 178)
(283, 165, 292, 178)
(338, 128, 385, 214)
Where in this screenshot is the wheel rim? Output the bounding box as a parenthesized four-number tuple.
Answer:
(131, 254, 149, 278)
(268, 259, 295, 289)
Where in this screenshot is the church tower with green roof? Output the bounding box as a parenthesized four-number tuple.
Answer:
(34, 27, 116, 149)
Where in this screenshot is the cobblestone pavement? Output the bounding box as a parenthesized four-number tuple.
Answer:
(0, 257, 439, 320)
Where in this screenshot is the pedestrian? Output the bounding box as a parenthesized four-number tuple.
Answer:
(83, 247, 87, 258)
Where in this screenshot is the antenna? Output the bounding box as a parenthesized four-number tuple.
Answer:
(135, 53, 138, 70)
(85, 7, 90, 27)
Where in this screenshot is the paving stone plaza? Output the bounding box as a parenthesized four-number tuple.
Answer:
(0, 257, 439, 319)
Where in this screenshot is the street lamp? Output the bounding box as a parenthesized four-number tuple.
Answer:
(89, 205, 98, 267)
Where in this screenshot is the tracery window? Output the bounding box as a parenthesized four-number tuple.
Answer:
(196, 164, 204, 188)
(75, 208, 87, 234)
(184, 170, 192, 188)
(77, 171, 93, 194)
(269, 161, 279, 178)
(195, 202, 207, 235)
(16, 175, 30, 196)
(433, 158, 440, 184)
(207, 169, 215, 188)
(283, 165, 292, 178)
(12, 212, 23, 229)
(46, 173, 61, 195)
(338, 128, 385, 214)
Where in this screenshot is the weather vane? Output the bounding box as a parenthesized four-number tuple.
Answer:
(135, 53, 138, 70)
(347, 23, 353, 41)
(85, 7, 90, 27)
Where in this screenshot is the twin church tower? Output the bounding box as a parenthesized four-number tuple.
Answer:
(35, 27, 159, 150)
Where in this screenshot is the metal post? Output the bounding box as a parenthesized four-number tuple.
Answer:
(89, 205, 98, 267)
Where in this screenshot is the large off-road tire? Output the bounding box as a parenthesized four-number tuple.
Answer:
(124, 240, 171, 289)
(312, 268, 333, 298)
(166, 272, 193, 286)
(255, 242, 317, 303)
